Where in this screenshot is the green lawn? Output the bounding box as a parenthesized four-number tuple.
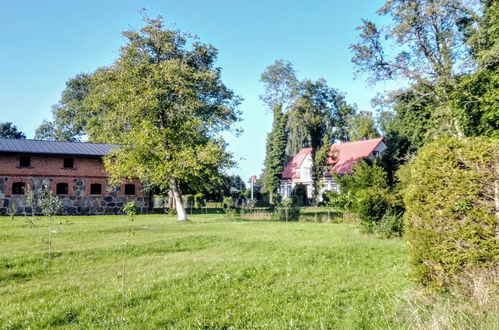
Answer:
(0, 213, 412, 329)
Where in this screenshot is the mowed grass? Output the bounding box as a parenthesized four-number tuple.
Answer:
(0, 213, 412, 329)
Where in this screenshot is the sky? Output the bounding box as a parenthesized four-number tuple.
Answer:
(0, 0, 393, 183)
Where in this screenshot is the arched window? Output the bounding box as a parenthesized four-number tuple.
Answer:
(56, 183, 69, 195)
(124, 184, 135, 195)
(90, 183, 102, 195)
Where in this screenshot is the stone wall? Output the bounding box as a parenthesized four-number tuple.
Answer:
(0, 177, 150, 216)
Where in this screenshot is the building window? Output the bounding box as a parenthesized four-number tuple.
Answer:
(63, 158, 74, 169)
(19, 156, 31, 167)
(56, 183, 69, 195)
(287, 185, 292, 198)
(12, 182, 25, 194)
(124, 184, 135, 195)
(90, 183, 102, 195)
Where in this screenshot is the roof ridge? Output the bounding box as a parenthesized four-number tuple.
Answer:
(0, 138, 116, 146)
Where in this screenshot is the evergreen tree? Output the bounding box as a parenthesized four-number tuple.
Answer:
(260, 60, 297, 204)
(263, 109, 288, 204)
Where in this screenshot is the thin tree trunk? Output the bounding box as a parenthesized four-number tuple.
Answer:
(170, 178, 187, 221)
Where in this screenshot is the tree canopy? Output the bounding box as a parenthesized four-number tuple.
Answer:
(0, 122, 26, 139)
(42, 16, 241, 221)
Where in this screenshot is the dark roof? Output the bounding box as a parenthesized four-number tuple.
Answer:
(0, 138, 118, 156)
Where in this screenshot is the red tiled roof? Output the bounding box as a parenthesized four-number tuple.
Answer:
(281, 147, 311, 179)
(327, 137, 385, 175)
(281, 137, 385, 179)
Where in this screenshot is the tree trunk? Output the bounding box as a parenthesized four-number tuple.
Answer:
(170, 178, 187, 221)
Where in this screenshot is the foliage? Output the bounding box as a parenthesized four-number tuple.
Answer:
(451, 68, 499, 138)
(351, 0, 484, 137)
(58, 16, 241, 221)
(0, 122, 26, 139)
(262, 110, 288, 203)
(290, 184, 308, 206)
(289, 79, 355, 202)
(123, 201, 137, 220)
(35, 73, 93, 141)
(37, 185, 62, 259)
(222, 196, 234, 209)
(376, 211, 404, 238)
(399, 136, 499, 290)
(260, 60, 296, 203)
(353, 188, 390, 232)
(334, 160, 387, 195)
(259, 60, 298, 112)
(323, 191, 352, 209)
(347, 111, 379, 141)
(194, 193, 206, 209)
(274, 199, 301, 221)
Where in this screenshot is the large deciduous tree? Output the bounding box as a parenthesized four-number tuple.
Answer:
(0, 122, 26, 139)
(289, 79, 355, 203)
(69, 16, 240, 221)
(35, 74, 93, 141)
(347, 111, 380, 141)
(350, 0, 480, 137)
(260, 60, 297, 204)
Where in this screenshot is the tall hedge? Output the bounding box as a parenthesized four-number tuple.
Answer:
(399, 136, 498, 289)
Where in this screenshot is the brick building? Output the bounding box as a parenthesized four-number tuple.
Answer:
(0, 138, 151, 215)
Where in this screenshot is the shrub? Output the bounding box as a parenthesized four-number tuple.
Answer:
(323, 190, 353, 209)
(399, 136, 498, 290)
(274, 199, 301, 221)
(194, 193, 206, 209)
(334, 160, 388, 195)
(376, 211, 403, 238)
(222, 196, 234, 209)
(353, 188, 390, 233)
(291, 184, 307, 206)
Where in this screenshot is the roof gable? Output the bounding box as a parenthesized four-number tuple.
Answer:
(281, 148, 311, 179)
(0, 138, 118, 157)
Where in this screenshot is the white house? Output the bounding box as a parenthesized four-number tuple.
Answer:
(279, 137, 387, 199)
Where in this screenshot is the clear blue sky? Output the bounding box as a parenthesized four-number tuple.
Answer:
(0, 0, 392, 182)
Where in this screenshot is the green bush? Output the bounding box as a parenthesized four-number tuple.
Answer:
(275, 199, 300, 221)
(354, 188, 390, 233)
(222, 196, 234, 209)
(323, 190, 353, 209)
(376, 211, 403, 238)
(399, 136, 498, 290)
(291, 184, 308, 206)
(334, 160, 388, 195)
(194, 193, 206, 209)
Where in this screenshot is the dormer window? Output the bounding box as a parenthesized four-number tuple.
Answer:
(63, 158, 74, 169)
(19, 156, 30, 167)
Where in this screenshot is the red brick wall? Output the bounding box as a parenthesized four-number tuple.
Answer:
(0, 153, 143, 196)
(0, 154, 109, 178)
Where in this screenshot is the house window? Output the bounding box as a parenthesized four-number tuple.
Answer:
(56, 183, 69, 195)
(63, 158, 74, 169)
(19, 156, 31, 167)
(12, 182, 25, 195)
(124, 184, 135, 195)
(90, 183, 102, 195)
(287, 185, 292, 198)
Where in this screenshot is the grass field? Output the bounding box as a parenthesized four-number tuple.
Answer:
(0, 212, 413, 329)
